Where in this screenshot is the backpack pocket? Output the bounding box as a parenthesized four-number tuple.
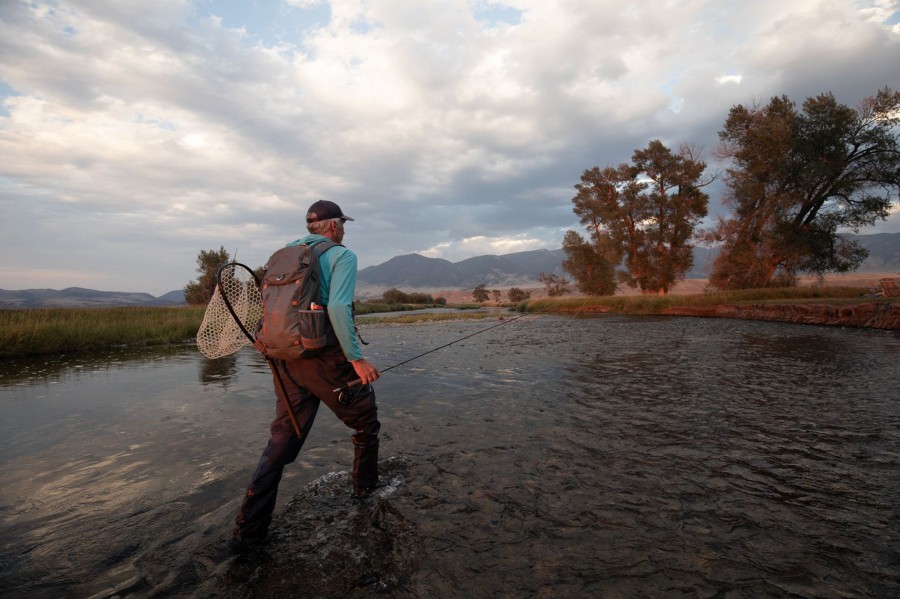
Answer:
(297, 309, 329, 350)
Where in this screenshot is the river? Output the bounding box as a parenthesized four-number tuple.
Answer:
(1, 314, 898, 598)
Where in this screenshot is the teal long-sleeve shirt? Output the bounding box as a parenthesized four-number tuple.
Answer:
(286, 234, 362, 361)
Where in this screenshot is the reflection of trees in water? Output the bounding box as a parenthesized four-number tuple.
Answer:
(0, 345, 192, 386)
(200, 354, 237, 386)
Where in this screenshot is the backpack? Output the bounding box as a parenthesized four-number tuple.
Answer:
(255, 241, 340, 360)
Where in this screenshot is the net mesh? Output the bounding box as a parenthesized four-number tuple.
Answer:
(196, 263, 264, 359)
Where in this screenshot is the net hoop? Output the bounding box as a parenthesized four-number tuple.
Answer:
(196, 262, 263, 359)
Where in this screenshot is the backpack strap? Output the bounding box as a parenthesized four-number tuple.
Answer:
(308, 240, 339, 261)
(303, 240, 341, 305)
(306, 240, 340, 285)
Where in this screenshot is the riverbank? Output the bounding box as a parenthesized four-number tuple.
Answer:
(2, 285, 897, 359)
(0, 305, 206, 359)
(522, 287, 900, 330)
(662, 301, 900, 329)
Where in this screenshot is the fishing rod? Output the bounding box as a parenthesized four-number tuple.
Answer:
(195, 263, 593, 407)
(333, 306, 565, 404)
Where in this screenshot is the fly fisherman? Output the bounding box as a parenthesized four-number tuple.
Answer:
(230, 200, 382, 554)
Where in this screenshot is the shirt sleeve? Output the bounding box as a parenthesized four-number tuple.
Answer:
(325, 248, 362, 361)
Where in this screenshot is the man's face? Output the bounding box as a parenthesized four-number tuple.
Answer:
(333, 218, 345, 244)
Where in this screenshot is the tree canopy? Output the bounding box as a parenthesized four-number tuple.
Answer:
(507, 287, 531, 302)
(570, 139, 709, 295)
(708, 87, 900, 289)
(561, 230, 616, 295)
(184, 246, 230, 305)
(538, 272, 571, 297)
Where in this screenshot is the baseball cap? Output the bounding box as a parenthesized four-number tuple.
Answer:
(306, 200, 354, 223)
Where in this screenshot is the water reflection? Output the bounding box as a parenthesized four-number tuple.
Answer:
(0, 344, 196, 389)
(0, 316, 898, 598)
(200, 354, 238, 386)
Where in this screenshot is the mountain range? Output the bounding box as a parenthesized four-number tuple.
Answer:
(0, 288, 186, 310)
(356, 248, 569, 289)
(2, 233, 897, 308)
(356, 232, 900, 291)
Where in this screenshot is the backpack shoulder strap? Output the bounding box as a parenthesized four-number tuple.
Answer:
(308, 240, 340, 259)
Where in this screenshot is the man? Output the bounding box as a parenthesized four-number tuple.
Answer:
(230, 200, 381, 554)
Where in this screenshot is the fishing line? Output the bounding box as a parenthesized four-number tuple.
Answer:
(334, 302, 580, 403)
(198, 262, 600, 408)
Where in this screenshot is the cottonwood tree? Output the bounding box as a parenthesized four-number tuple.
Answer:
(184, 246, 231, 304)
(538, 272, 571, 297)
(382, 288, 406, 304)
(472, 284, 490, 302)
(561, 230, 616, 295)
(570, 140, 709, 295)
(508, 287, 531, 302)
(708, 88, 900, 289)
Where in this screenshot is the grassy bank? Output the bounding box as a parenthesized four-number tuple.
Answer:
(520, 286, 877, 315)
(0, 303, 478, 358)
(4, 287, 891, 359)
(0, 306, 206, 358)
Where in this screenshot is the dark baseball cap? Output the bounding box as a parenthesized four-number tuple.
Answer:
(306, 200, 354, 223)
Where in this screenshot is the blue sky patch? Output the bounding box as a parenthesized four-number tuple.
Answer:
(473, 3, 523, 27)
(198, 0, 331, 47)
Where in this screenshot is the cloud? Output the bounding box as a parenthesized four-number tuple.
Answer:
(0, 0, 898, 294)
(716, 75, 743, 85)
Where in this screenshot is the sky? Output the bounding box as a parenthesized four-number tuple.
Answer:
(1, 0, 899, 296)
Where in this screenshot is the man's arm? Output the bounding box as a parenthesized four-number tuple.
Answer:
(325, 249, 362, 361)
(326, 250, 381, 384)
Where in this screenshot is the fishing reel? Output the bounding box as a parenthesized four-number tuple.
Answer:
(336, 383, 365, 406)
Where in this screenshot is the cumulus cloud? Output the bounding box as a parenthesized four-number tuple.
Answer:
(0, 0, 898, 293)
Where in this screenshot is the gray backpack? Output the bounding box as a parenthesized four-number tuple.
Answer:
(255, 241, 339, 360)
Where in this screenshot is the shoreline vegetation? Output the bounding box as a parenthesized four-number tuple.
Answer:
(1, 286, 898, 359)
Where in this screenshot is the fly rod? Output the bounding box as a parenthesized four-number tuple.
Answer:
(333, 310, 544, 402)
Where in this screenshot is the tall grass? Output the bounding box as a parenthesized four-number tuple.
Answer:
(522, 286, 870, 315)
(0, 306, 206, 358)
(1, 286, 881, 359)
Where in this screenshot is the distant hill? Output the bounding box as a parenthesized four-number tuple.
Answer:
(359, 232, 900, 290)
(0, 287, 186, 309)
(1, 233, 896, 307)
(358, 248, 568, 289)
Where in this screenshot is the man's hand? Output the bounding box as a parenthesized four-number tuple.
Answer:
(351, 358, 381, 385)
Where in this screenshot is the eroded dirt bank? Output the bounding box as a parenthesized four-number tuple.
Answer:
(663, 301, 900, 330)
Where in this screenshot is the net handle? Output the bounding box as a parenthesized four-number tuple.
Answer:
(215, 261, 305, 439)
(216, 262, 259, 343)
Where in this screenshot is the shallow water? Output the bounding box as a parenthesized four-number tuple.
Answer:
(1, 315, 898, 598)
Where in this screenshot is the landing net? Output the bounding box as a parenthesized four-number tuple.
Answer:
(196, 263, 263, 359)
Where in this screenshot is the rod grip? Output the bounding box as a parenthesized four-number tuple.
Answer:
(333, 378, 362, 393)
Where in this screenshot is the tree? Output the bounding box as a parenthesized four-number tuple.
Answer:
(561, 230, 616, 295)
(491, 290, 502, 302)
(382, 288, 434, 304)
(571, 140, 709, 294)
(184, 246, 231, 305)
(472, 284, 489, 303)
(538, 272, 571, 297)
(508, 287, 531, 302)
(382, 288, 407, 304)
(709, 88, 900, 289)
